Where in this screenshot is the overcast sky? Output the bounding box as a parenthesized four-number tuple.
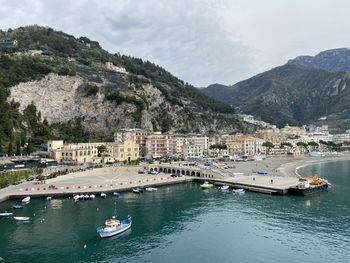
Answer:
(1, 0, 350, 86)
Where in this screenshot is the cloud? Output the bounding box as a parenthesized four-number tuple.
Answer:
(1, 0, 350, 86)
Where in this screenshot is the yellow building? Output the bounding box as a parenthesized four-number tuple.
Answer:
(48, 139, 139, 164)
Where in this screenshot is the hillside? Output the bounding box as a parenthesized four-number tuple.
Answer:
(202, 51, 350, 129)
(0, 25, 248, 153)
(288, 48, 350, 72)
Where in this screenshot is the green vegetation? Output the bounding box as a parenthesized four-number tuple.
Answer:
(209, 144, 227, 150)
(0, 168, 42, 189)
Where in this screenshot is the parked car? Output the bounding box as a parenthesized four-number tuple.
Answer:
(170, 174, 177, 178)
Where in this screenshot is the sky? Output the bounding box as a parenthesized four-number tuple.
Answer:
(1, 0, 350, 87)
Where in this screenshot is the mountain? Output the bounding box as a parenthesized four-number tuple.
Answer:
(202, 49, 350, 130)
(288, 48, 350, 72)
(0, 25, 249, 152)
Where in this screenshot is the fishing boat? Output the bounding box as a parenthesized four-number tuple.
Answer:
(97, 215, 132, 238)
(100, 193, 107, 198)
(219, 185, 230, 191)
(22, 196, 30, 203)
(132, 187, 145, 193)
(289, 176, 329, 196)
(14, 216, 30, 221)
(13, 204, 24, 209)
(200, 182, 213, 189)
(145, 187, 157, 192)
(112, 192, 120, 197)
(233, 188, 245, 194)
(0, 212, 13, 217)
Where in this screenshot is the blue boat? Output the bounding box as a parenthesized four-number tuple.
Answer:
(97, 215, 132, 238)
(112, 192, 120, 197)
(13, 204, 24, 209)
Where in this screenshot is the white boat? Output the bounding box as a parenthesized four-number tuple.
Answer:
(233, 188, 245, 194)
(14, 216, 30, 221)
(84, 194, 90, 199)
(0, 212, 13, 217)
(22, 196, 31, 203)
(46, 196, 52, 201)
(100, 193, 107, 198)
(97, 215, 132, 238)
(200, 182, 213, 189)
(219, 185, 230, 191)
(145, 187, 157, 192)
(132, 187, 145, 193)
(90, 194, 95, 199)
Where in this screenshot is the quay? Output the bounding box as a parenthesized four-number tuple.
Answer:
(0, 159, 305, 203)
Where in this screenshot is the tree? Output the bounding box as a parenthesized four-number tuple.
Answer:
(262, 141, 274, 154)
(15, 135, 21, 156)
(25, 139, 33, 154)
(308, 141, 319, 151)
(0, 137, 3, 152)
(7, 140, 13, 155)
(97, 145, 107, 157)
(280, 142, 293, 149)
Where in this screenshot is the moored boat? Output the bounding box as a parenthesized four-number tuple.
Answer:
(145, 187, 157, 192)
(113, 192, 120, 197)
(289, 176, 329, 196)
(90, 194, 95, 199)
(233, 188, 245, 194)
(100, 193, 107, 198)
(13, 204, 24, 209)
(219, 185, 230, 191)
(22, 196, 30, 203)
(97, 215, 132, 238)
(0, 212, 13, 217)
(132, 187, 145, 193)
(200, 182, 213, 189)
(14, 216, 30, 221)
(46, 196, 52, 201)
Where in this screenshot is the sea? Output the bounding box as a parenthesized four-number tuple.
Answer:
(0, 160, 349, 263)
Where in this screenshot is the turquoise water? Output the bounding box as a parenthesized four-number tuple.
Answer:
(0, 160, 349, 263)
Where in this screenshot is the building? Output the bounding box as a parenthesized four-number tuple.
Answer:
(226, 134, 265, 156)
(48, 139, 139, 164)
(114, 128, 146, 158)
(105, 62, 127, 74)
(145, 132, 173, 159)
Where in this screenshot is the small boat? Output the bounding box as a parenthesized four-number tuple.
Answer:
(73, 195, 80, 201)
(233, 188, 245, 194)
(97, 215, 132, 238)
(0, 212, 13, 217)
(14, 216, 30, 221)
(13, 204, 24, 209)
(132, 187, 145, 193)
(112, 192, 120, 197)
(46, 196, 52, 201)
(22, 196, 31, 203)
(145, 187, 157, 192)
(219, 185, 230, 191)
(90, 194, 95, 199)
(200, 182, 213, 189)
(100, 193, 107, 198)
(84, 194, 90, 199)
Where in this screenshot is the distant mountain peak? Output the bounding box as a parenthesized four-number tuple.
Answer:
(288, 48, 350, 72)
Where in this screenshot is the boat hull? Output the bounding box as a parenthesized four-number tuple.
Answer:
(288, 183, 328, 196)
(97, 221, 132, 238)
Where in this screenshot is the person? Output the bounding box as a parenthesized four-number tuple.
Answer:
(271, 179, 273, 184)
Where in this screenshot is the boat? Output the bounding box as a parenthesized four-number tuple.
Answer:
(289, 176, 329, 196)
(200, 182, 213, 189)
(13, 204, 24, 209)
(100, 193, 107, 198)
(132, 187, 145, 193)
(112, 192, 120, 197)
(22, 196, 30, 203)
(97, 215, 132, 238)
(145, 187, 157, 192)
(14, 216, 30, 221)
(73, 195, 80, 201)
(0, 212, 13, 217)
(233, 188, 245, 194)
(219, 185, 230, 191)
(90, 194, 95, 199)
(46, 196, 52, 201)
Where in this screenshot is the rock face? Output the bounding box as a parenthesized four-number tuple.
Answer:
(9, 73, 244, 137)
(9, 74, 139, 136)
